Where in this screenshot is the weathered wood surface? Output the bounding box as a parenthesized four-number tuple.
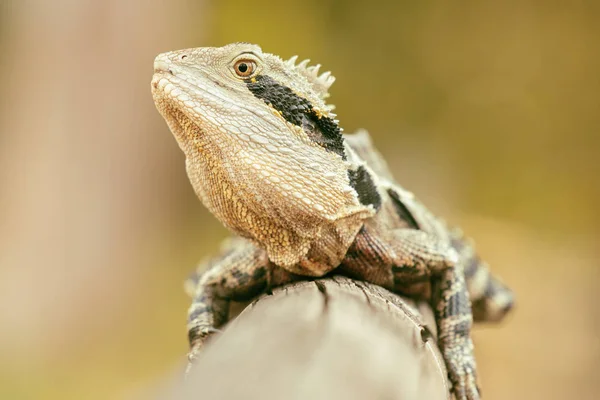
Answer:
(171, 276, 450, 400)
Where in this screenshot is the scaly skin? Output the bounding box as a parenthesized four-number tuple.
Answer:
(151, 43, 514, 400)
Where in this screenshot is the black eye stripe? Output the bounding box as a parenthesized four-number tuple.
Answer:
(244, 75, 346, 160)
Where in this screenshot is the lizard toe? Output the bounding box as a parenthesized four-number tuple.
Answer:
(448, 366, 479, 400)
(185, 327, 222, 375)
(443, 347, 480, 400)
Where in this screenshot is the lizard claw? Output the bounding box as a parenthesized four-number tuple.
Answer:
(446, 360, 480, 400)
(447, 364, 479, 400)
(185, 327, 222, 376)
(442, 340, 480, 400)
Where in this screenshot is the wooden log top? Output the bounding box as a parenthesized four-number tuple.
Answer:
(171, 276, 450, 400)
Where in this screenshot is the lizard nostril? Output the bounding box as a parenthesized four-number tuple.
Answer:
(180, 54, 188, 60)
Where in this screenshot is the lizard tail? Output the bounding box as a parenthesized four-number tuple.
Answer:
(450, 228, 515, 323)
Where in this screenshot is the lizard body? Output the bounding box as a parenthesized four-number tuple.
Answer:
(151, 43, 514, 400)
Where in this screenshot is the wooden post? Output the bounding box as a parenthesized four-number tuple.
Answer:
(171, 276, 450, 400)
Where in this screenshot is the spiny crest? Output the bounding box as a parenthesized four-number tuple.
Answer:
(285, 55, 337, 109)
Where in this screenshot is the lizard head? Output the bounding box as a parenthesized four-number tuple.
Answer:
(151, 43, 377, 269)
(151, 42, 339, 152)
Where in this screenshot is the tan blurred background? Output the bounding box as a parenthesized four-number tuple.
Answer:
(0, 1, 598, 399)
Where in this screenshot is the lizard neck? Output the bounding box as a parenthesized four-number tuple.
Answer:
(183, 139, 373, 271)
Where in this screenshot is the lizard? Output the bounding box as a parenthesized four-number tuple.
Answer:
(151, 42, 514, 400)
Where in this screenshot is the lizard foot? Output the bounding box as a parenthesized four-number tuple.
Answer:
(185, 327, 222, 375)
(443, 340, 480, 400)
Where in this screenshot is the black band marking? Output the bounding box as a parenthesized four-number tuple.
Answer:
(387, 188, 420, 229)
(441, 291, 471, 319)
(347, 166, 381, 210)
(245, 75, 346, 159)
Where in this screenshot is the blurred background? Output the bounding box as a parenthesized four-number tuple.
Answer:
(0, 0, 598, 399)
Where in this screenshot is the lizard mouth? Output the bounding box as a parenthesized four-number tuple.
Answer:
(151, 70, 243, 137)
(151, 69, 283, 134)
(151, 70, 235, 112)
(151, 72, 209, 135)
(151, 72, 208, 143)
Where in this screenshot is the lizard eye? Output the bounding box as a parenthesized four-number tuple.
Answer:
(233, 60, 256, 78)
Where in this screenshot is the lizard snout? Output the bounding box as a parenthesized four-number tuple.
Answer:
(154, 55, 173, 75)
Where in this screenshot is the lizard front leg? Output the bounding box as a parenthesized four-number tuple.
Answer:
(342, 226, 479, 400)
(186, 238, 270, 365)
(186, 237, 298, 368)
(431, 262, 478, 400)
